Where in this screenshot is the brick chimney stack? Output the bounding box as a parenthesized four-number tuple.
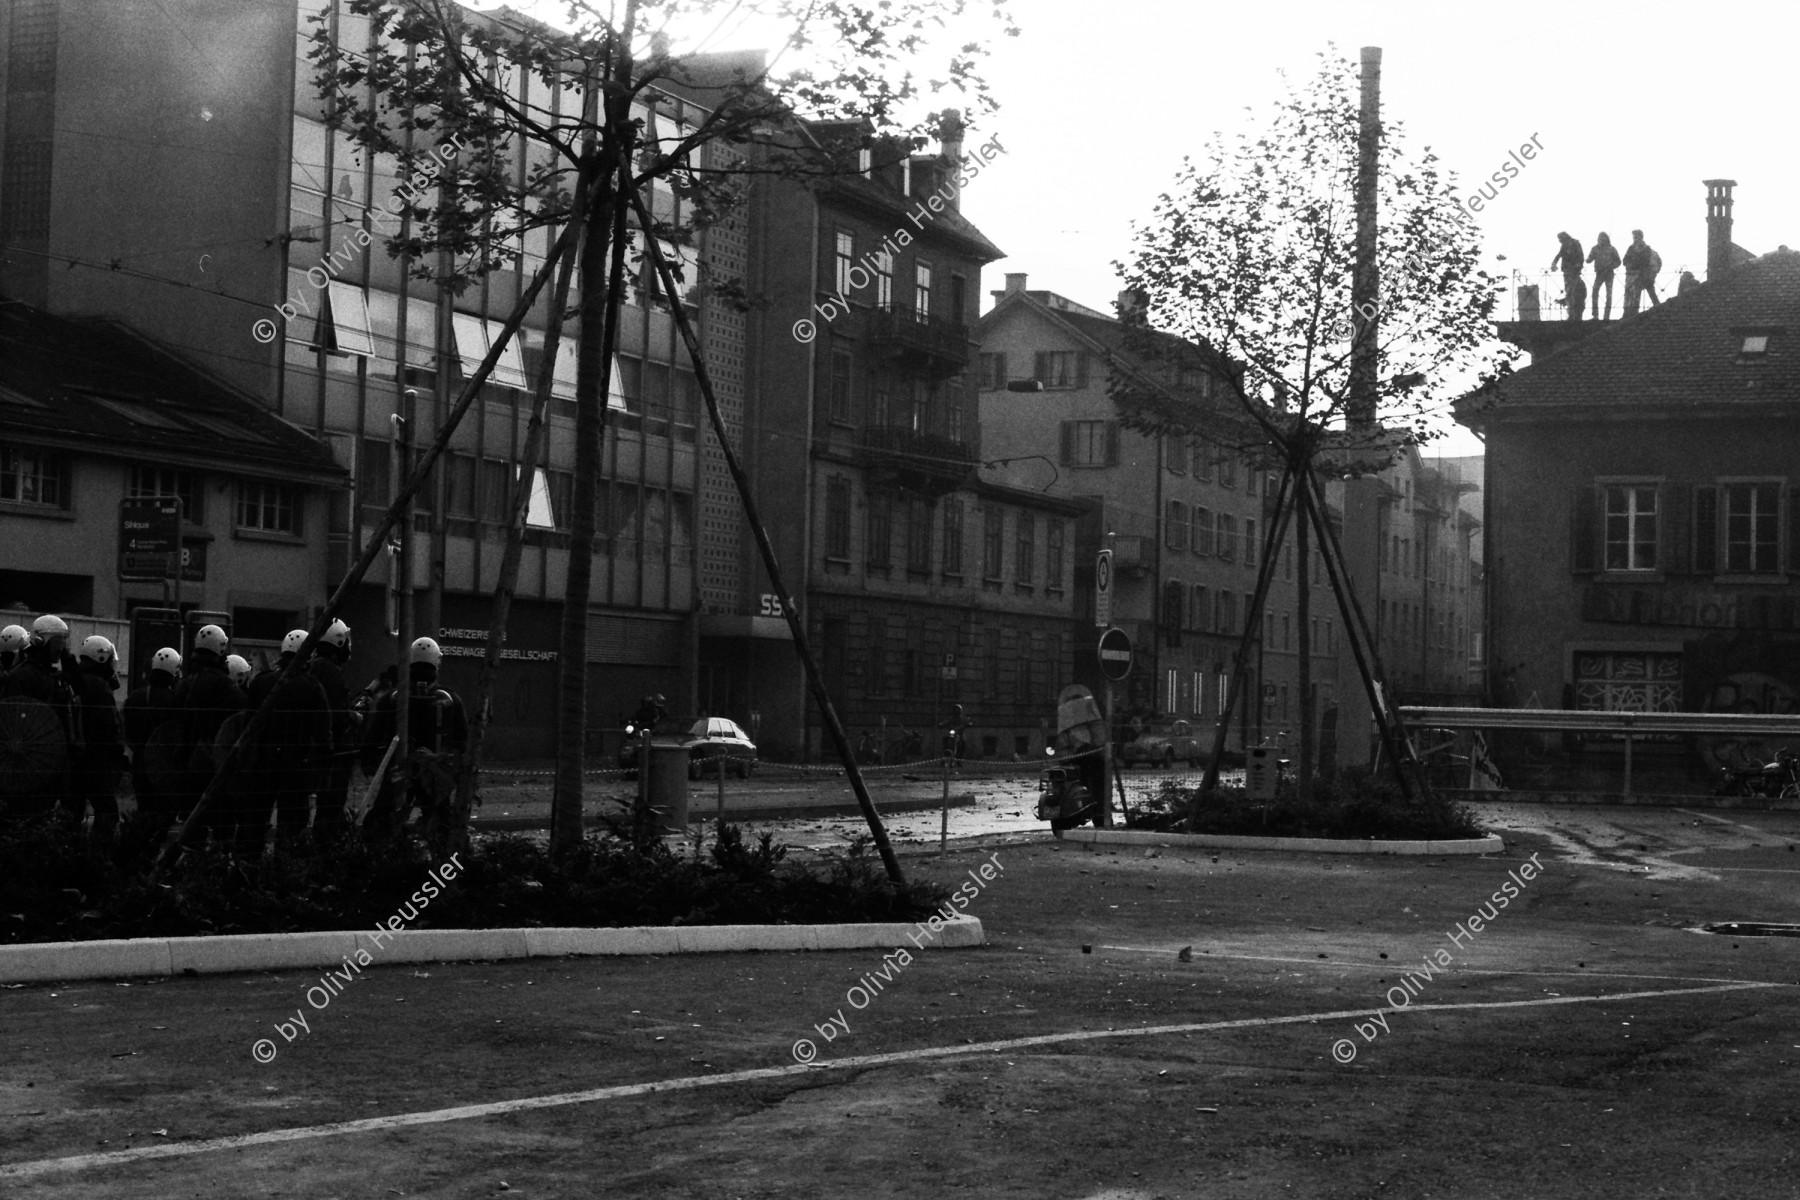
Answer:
(1704, 179, 1737, 282)
(991, 272, 1027, 305)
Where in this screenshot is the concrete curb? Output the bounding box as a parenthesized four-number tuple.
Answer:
(470, 792, 979, 833)
(1445, 788, 1800, 811)
(0, 917, 984, 985)
(1064, 828, 1505, 856)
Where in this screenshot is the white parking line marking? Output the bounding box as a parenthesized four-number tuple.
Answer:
(0, 981, 1775, 1181)
(1097, 947, 1797, 987)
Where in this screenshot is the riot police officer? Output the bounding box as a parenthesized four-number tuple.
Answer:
(123, 647, 182, 821)
(308, 619, 359, 837)
(363, 637, 468, 836)
(240, 630, 331, 851)
(0, 615, 76, 815)
(66, 636, 127, 840)
(171, 624, 246, 840)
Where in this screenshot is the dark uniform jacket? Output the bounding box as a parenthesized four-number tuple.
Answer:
(69, 664, 126, 771)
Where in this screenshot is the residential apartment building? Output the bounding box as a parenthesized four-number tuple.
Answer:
(976, 276, 1341, 752)
(1457, 181, 1800, 791)
(745, 131, 1082, 760)
(1370, 447, 1482, 706)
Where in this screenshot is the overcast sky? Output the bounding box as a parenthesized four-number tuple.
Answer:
(481, 0, 1798, 456)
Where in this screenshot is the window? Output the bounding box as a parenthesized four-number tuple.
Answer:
(1604, 484, 1658, 572)
(1742, 334, 1771, 356)
(0, 446, 69, 509)
(825, 477, 851, 559)
(1016, 513, 1036, 584)
(1724, 482, 1781, 574)
(1191, 584, 1209, 631)
(874, 251, 893, 309)
(1217, 452, 1236, 488)
(1046, 519, 1065, 589)
(950, 274, 967, 326)
(1060, 420, 1117, 467)
(237, 481, 300, 535)
(1191, 670, 1204, 716)
(1215, 590, 1236, 635)
(1217, 513, 1237, 562)
(942, 500, 964, 577)
(1034, 350, 1084, 389)
(1165, 668, 1179, 714)
(834, 230, 855, 296)
(1163, 580, 1184, 646)
(1192, 438, 1211, 481)
(128, 465, 200, 522)
(869, 383, 890, 429)
(1168, 444, 1185, 476)
(1244, 517, 1257, 567)
(978, 352, 1007, 390)
(866, 489, 892, 567)
(914, 261, 932, 319)
(1165, 500, 1189, 551)
(478, 458, 509, 523)
(945, 379, 965, 443)
(829, 347, 853, 423)
(907, 497, 933, 572)
(1193, 507, 1214, 556)
(983, 505, 1005, 579)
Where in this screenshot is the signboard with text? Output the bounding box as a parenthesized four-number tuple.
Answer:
(119, 499, 181, 580)
(1095, 549, 1113, 627)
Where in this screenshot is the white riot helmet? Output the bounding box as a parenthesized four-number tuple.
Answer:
(0, 624, 27, 656)
(78, 635, 117, 668)
(150, 646, 183, 679)
(409, 636, 443, 667)
(319, 619, 351, 656)
(225, 654, 253, 687)
(30, 614, 69, 650)
(281, 629, 309, 656)
(193, 624, 229, 657)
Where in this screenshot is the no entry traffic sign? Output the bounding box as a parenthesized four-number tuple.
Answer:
(1097, 626, 1133, 681)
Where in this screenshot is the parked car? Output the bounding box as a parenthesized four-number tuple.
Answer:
(1118, 719, 1202, 768)
(617, 716, 758, 779)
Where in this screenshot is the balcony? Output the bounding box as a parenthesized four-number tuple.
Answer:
(1109, 534, 1154, 577)
(867, 304, 971, 374)
(858, 423, 976, 498)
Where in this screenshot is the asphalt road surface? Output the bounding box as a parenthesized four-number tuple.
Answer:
(5, 804, 1800, 1198)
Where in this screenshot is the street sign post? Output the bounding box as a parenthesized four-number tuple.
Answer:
(1094, 549, 1113, 628)
(1094, 626, 1132, 830)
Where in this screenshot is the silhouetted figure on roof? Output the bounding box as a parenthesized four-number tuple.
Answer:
(1622, 230, 1662, 315)
(1587, 232, 1621, 319)
(1551, 232, 1586, 322)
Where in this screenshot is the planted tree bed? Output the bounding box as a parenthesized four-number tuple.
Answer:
(1124, 771, 1488, 842)
(0, 815, 947, 946)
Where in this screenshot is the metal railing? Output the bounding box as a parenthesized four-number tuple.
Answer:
(1496, 270, 1690, 324)
(1399, 706, 1800, 797)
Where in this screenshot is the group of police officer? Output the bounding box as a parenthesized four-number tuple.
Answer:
(0, 613, 468, 853)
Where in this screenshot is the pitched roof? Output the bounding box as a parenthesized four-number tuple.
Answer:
(0, 301, 346, 486)
(1462, 248, 1800, 423)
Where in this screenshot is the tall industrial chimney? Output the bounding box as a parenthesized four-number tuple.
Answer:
(1704, 179, 1737, 282)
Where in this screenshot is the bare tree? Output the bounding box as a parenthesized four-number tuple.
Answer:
(313, 0, 1017, 858)
(1111, 49, 1515, 800)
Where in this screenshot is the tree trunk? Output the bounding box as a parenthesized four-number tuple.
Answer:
(445, 175, 588, 863)
(550, 40, 635, 855)
(1296, 459, 1314, 801)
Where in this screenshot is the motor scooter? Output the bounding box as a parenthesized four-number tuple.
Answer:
(1036, 685, 1109, 833)
(1714, 747, 1800, 799)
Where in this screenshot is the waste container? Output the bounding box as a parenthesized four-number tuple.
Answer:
(646, 743, 691, 832)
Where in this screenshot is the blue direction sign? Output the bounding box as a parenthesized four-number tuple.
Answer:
(119, 498, 181, 580)
(1097, 626, 1133, 681)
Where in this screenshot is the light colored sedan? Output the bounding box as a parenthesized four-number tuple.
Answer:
(681, 716, 758, 779)
(1119, 720, 1203, 768)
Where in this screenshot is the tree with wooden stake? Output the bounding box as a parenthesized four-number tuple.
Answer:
(1109, 48, 1515, 807)
(311, 0, 1015, 870)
